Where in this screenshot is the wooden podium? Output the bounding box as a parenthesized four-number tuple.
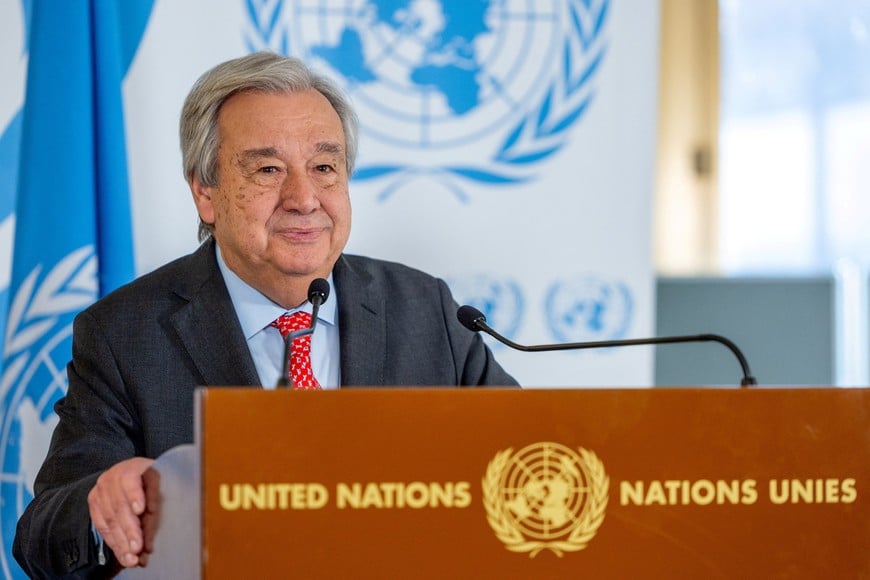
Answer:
(122, 387, 869, 579)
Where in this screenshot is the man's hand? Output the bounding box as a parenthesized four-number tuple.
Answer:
(87, 457, 156, 568)
(138, 467, 162, 567)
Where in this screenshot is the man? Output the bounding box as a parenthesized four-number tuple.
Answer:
(13, 52, 517, 578)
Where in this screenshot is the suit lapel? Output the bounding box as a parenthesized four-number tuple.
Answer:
(170, 241, 262, 388)
(334, 256, 386, 386)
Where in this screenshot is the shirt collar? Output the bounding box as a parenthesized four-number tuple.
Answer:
(215, 244, 337, 340)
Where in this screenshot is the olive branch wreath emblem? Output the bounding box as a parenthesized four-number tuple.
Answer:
(482, 444, 609, 557)
(1, 246, 97, 397)
(0, 245, 96, 577)
(243, 0, 610, 191)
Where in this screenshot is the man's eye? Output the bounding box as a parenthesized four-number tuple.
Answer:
(259, 166, 279, 174)
(315, 164, 333, 173)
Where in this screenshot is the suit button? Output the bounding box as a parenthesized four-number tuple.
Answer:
(62, 540, 80, 566)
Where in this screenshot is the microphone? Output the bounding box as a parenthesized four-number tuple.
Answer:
(457, 305, 758, 387)
(277, 278, 330, 388)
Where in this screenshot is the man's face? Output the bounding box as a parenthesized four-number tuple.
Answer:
(192, 89, 351, 305)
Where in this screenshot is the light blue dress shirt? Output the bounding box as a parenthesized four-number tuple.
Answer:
(215, 246, 341, 389)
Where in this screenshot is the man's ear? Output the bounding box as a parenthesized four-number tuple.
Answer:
(190, 178, 216, 226)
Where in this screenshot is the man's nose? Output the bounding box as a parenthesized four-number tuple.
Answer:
(280, 171, 319, 213)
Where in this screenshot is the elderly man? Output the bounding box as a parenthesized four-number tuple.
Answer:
(14, 52, 516, 578)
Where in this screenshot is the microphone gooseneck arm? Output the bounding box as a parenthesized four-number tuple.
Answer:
(457, 305, 758, 387)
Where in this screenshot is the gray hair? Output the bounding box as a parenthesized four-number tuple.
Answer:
(180, 52, 359, 241)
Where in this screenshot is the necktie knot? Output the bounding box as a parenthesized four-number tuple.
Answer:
(271, 311, 312, 336)
(270, 312, 320, 390)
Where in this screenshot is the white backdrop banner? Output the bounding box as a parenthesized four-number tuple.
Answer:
(0, 1, 658, 576)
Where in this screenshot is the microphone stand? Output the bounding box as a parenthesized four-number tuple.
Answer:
(277, 295, 324, 388)
(464, 308, 757, 387)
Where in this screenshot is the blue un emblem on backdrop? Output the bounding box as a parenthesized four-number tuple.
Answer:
(445, 274, 524, 347)
(245, 0, 610, 200)
(546, 276, 633, 343)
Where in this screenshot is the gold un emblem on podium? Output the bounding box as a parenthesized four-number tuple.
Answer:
(482, 442, 609, 557)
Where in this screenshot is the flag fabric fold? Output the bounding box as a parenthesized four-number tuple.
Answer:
(0, 2, 153, 577)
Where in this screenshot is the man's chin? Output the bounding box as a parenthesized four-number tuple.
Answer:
(277, 259, 335, 280)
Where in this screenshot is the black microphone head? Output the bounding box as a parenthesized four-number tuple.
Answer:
(308, 278, 330, 305)
(457, 305, 486, 332)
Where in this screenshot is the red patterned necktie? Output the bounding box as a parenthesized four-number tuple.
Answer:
(270, 311, 321, 390)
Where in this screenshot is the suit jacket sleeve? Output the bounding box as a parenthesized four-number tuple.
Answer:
(14, 309, 141, 578)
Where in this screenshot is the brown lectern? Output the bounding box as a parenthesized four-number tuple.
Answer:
(121, 387, 869, 579)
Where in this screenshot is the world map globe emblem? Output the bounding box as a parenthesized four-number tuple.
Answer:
(247, 0, 609, 188)
(483, 442, 609, 557)
(288, 0, 565, 147)
(502, 443, 591, 539)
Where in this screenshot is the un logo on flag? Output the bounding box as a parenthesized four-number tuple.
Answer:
(245, 0, 609, 200)
(0, 247, 98, 577)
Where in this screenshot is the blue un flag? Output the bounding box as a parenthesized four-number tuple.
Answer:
(0, 2, 153, 577)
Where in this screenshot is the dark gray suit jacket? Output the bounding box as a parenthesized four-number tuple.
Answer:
(13, 239, 517, 578)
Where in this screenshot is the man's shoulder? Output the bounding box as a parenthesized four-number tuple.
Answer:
(81, 242, 215, 319)
(339, 254, 441, 283)
(335, 254, 452, 312)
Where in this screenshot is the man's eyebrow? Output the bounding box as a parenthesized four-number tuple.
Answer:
(315, 141, 344, 155)
(239, 147, 279, 162)
(239, 143, 343, 160)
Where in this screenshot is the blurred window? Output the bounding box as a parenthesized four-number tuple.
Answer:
(719, 0, 870, 274)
